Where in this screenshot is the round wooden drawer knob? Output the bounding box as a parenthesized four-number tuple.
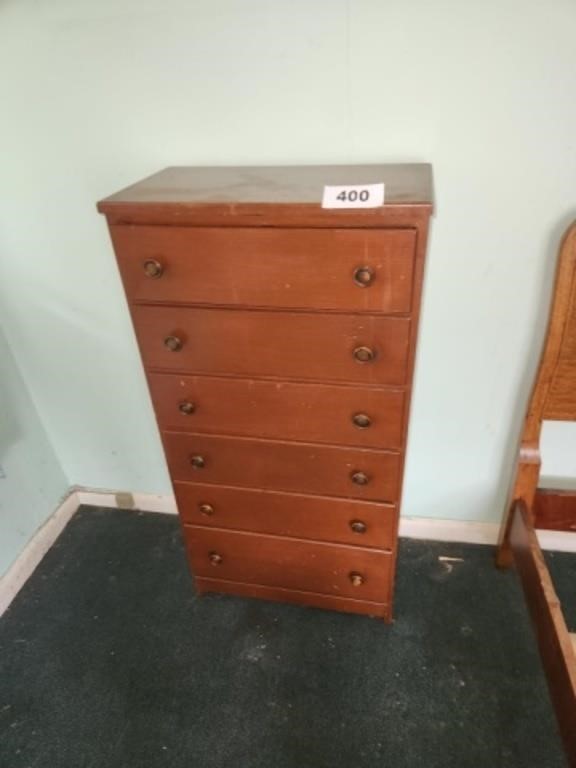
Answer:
(353, 346, 375, 363)
(349, 519, 367, 534)
(209, 552, 223, 565)
(143, 259, 163, 278)
(349, 571, 365, 587)
(164, 335, 183, 352)
(351, 471, 370, 486)
(353, 266, 374, 287)
(190, 455, 205, 469)
(178, 401, 196, 415)
(352, 413, 371, 429)
(198, 503, 214, 516)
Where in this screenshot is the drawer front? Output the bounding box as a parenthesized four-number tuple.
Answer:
(184, 526, 392, 602)
(132, 306, 411, 386)
(149, 373, 405, 449)
(112, 225, 416, 313)
(165, 432, 401, 502)
(176, 482, 397, 549)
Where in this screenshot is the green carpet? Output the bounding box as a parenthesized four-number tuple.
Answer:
(0, 506, 570, 767)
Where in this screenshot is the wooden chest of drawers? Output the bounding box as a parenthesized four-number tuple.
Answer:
(98, 165, 433, 621)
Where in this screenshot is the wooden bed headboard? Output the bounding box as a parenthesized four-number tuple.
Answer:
(499, 221, 576, 527)
(533, 222, 576, 533)
(531, 223, 576, 427)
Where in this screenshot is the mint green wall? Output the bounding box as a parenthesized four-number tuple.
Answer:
(0, 327, 68, 576)
(0, 0, 575, 523)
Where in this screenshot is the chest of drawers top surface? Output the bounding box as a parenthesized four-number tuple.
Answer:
(97, 164, 433, 226)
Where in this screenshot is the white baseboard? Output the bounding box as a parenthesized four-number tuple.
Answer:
(78, 492, 576, 553)
(75, 488, 178, 514)
(0, 490, 79, 617)
(535, 529, 576, 553)
(399, 516, 500, 545)
(2, 489, 576, 618)
(399, 515, 576, 553)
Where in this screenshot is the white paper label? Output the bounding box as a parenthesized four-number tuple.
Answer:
(322, 183, 385, 209)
